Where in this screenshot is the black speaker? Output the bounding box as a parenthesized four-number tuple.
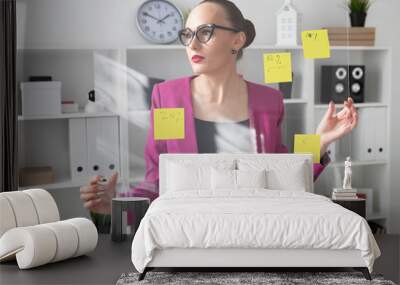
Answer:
(321, 65, 365, 103)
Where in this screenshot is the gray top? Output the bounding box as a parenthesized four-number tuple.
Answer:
(194, 117, 254, 154)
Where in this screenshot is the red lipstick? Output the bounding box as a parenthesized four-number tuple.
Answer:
(191, 55, 204, 63)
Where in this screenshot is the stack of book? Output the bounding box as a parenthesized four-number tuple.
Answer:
(324, 27, 375, 46)
(332, 188, 358, 200)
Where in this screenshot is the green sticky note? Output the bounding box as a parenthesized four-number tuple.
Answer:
(154, 108, 185, 140)
(294, 134, 321, 163)
(263, 52, 293, 84)
(301, 29, 331, 59)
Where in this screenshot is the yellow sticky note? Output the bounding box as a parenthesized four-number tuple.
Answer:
(154, 108, 185, 140)
(301, 29, 331, 59)
(294, 134, 321, 164)
(263, 52, 292, 84)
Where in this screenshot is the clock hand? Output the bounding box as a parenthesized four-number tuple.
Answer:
(143, 11, 162, 22)
(157, 14, 171, 23)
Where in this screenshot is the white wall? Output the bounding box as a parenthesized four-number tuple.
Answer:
(16, 0, 400, 232)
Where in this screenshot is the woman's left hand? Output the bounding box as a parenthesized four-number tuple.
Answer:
(316, 97, 358, 155)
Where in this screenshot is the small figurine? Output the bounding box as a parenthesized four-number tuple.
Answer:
(343, 156, 352, 190)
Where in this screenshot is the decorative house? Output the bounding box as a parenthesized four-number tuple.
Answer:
(276, 0, 301, 46)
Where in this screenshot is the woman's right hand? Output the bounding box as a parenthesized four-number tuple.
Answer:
(80, 172, 118, 215)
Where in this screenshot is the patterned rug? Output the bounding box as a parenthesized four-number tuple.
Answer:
(116, 271, 396, 285)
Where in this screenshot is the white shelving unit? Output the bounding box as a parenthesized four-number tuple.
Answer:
(311, 47, 392, 231)
(17, 49, 129, 192)
(17, 45, 392, 231)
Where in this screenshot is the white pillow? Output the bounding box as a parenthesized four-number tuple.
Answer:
(211, 169, 267, 191)
(211, 168, 236, 190)
(266, 162, 307, 191)
(237, 158, 309, 191)
(166, 159, 235, 192)
(236, 169, 267, 189)
(167, 162, 210, 191)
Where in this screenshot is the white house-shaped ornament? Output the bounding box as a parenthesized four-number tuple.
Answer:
(276, 0, 301, 46)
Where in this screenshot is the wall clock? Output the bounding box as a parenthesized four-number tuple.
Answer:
(136, 0, 184, 44)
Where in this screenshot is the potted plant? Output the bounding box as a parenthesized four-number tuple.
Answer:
(346, 0, 373, 27)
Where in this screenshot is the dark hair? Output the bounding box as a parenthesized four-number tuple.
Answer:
(197, 0, 256, 60)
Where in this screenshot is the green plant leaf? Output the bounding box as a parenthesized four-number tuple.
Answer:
(346, 0, 373, 13)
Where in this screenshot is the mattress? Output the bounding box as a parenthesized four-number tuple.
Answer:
(131, 189, 380, 273)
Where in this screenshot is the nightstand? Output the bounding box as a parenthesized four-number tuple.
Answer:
(332, 198, 366, 218)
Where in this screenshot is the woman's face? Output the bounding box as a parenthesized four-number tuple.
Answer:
(184, 3, 246, 75)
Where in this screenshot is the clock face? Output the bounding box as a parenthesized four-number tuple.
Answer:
(137, 0, 184, 44)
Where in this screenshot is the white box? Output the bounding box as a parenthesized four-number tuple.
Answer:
(69, 118, 88, 181)
(351, 108, 364, 161)
(86, 117, 120, 178)
(21, 81, 61, 116)
(68, 117, 120, 182)
(372, 108, 387, 160)
(352, 108, 387, 161)
(352, 108, 374, 161)
(62, 102, 79, 113)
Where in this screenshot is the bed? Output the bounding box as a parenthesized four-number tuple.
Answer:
(131, 153, 381, 281)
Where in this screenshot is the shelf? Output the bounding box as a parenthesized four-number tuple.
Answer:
(315, 103, 388, 109)
(284, 98, 308, 104)
(127, 44, 182, 50)
(248, 45, 303, 50)
(18, 44, 302, 51)
(18, 177, 125, 190)
(17, 48, 97, 53)
(18, 179, 86, 190)
(249, 45, 390, 51)
(18, 111, 119, 121)
(17, 45, 391, 52)
(126, 44, 302, 51)
(16, 104, 386, 120)
(328, 160, 387, 167)
(327, 46, 391, 51)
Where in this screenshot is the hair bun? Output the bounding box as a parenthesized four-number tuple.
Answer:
(243, 19, 256, 48)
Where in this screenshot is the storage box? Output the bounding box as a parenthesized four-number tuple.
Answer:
(352, 108, 387, 161)
(21, 81, 62, 116)
(19, 166, 55, 186)
(324, 27, 375, 46)
(62, 101, 79, 113)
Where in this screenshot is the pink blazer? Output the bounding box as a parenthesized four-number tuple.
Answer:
(126, 75, 330, 201)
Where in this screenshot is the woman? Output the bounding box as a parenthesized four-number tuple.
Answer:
(80, 0, 358, 214)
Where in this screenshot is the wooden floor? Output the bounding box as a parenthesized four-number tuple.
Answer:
(138, 234, 399, 283)
(373, 234, 400, 284)
(0, 234, 398, 284)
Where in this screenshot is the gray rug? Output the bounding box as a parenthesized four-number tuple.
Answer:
(117, 271, 396, 285)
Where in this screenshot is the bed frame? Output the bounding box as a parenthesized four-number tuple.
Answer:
(138, 154, 372, 281)
(140, 248, 371, 280)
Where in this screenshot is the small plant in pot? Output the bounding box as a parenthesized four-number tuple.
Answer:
(346, 0, 374, 27)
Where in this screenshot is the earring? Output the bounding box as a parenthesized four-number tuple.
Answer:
(231, 49, 237, 54)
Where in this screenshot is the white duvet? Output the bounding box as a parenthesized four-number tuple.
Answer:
(131, 190, 380, 273)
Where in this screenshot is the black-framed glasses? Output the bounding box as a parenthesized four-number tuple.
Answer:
(178, 23, 241, 46)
